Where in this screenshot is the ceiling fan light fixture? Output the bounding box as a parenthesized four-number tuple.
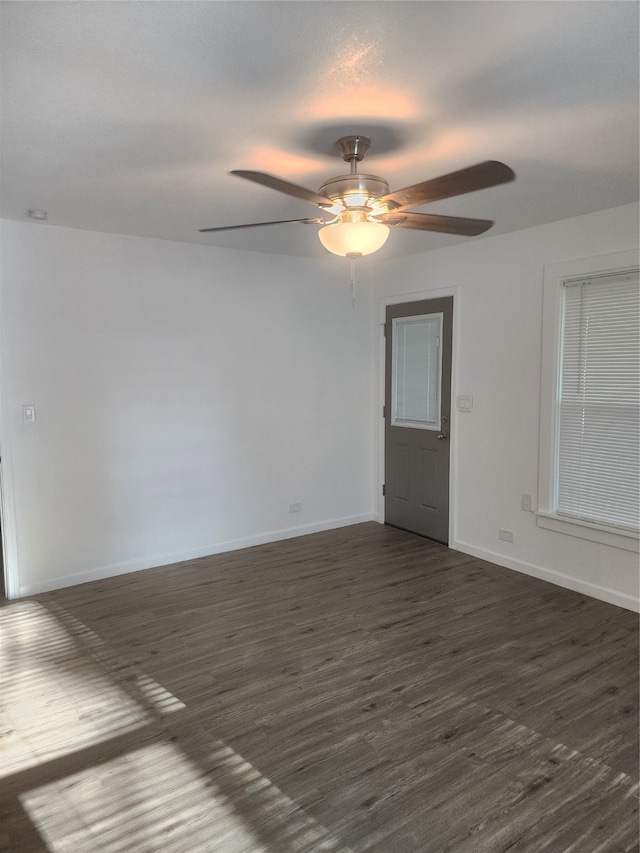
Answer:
(318, 221, 390, 257)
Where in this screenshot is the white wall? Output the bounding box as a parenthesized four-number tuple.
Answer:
(375, 203, 640, 611)
(0, 221, 376, 596)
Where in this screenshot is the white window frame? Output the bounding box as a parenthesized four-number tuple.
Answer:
(537, 250, 639, 553)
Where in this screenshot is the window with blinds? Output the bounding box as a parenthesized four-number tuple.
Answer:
(557, 270, 639, 531)
(392, 313, 442, 429)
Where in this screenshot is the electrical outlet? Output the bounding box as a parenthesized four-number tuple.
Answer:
(499, 528, 514, 543)
(521, 493, 533, 512)
(289, 502, 302, 513)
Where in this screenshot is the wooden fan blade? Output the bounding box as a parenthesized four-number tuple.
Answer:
(199, 217, 326, 233)
(379, 211, 494, 236)
(231, 170, 335, 209)
(379, 161, 515, 211)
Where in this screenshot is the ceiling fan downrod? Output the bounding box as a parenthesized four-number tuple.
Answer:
(335, 135, 370, 175)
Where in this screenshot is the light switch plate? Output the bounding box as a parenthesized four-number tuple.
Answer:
(22, 404, 36, 424)
(457, 395, 473, 412)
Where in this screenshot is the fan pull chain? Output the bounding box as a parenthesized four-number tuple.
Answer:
(350, 255, 356, 307)
(348, 252, 361, 308)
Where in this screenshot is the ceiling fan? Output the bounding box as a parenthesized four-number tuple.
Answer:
(200, 136, 515, 258)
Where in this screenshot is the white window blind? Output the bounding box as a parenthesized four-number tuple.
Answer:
(557, 270, 639, 531)
(392, 314, 442, 427)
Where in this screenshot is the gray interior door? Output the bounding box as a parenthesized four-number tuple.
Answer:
(384, 297, 453, 544)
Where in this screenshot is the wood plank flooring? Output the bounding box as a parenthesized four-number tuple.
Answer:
(1, 522, 638, 852)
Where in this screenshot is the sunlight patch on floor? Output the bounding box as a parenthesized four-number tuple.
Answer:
(19, 738, 354, 853)
(2, 600, 353, 852)
(0, 601, 184, 778)
(20, 740, 267, 853)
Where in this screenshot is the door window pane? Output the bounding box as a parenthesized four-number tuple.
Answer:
(392, 314, 442, 428)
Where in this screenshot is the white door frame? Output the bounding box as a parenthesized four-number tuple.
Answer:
(0, 361, 19, 599)
(377, 285, 461, 546)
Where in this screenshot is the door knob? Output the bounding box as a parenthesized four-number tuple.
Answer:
(437, 433, 448, 440)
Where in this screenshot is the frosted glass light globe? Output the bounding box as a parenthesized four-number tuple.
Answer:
(318, 221, 390, 257)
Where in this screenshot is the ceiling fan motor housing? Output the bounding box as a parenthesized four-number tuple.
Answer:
(318, 174, 391, 217)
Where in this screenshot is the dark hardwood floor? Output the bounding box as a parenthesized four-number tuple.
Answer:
(1, 522, 638, 852)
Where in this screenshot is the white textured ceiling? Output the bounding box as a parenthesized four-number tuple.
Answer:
(1, 1, 638, 259)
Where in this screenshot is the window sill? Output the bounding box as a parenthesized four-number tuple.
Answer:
(536, 511, 639, 553)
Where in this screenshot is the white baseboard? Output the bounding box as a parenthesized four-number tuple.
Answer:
(17, 513, 376, 598)
(453, 539, 640, 613)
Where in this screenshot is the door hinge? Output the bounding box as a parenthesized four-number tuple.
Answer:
(382, 405, 386, 419)
(382, 484, 386, 496)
